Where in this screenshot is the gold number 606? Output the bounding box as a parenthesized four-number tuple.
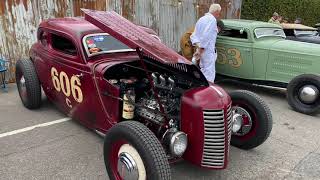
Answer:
(51, 67, 83, 103)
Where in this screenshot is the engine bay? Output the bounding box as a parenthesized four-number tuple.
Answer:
(104, 60, 203, 127)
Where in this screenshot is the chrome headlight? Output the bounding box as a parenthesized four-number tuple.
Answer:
(164, 130, 188, 157)
(170, 132, 188, 157)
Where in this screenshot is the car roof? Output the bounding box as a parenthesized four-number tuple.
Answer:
(281, 23, 317, 30)
(39, 17, 102, 39)
(39, 17, 158, 40)
(222, 19, 282, 29)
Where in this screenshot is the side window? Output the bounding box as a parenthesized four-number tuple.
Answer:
(51, 34, 77, 56)
(219, 28, 248, 39)
(39, 31, 48, 47)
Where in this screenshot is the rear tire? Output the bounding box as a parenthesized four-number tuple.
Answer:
(229, 90, 272, 150)
(15, 59, 41, 109)
(287, 74, 320, 115)
(104, 121, 171, 180)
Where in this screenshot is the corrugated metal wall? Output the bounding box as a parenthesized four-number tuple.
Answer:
(0, 0, 107, 82)
(108, 0, 242, 51)
(0, 0, 241, 82)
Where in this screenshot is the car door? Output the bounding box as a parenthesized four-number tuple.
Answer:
(33, 29, 55, 100)
(47, 32, 97, 127)
(216, 27, 254, 79)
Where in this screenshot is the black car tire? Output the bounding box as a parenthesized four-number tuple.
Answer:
(287, 74, 320, 115)
(15, 59, 41, 109)
(229, 90, 273, 150)
(104, 121, 171, 180)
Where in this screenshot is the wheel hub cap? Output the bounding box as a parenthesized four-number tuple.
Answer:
(232, 113, 243, 133)
(117, 152, 139, 180)
(19, 76, 27, 99)
(299, 85, 319, 104)
(232, 106, 253, 136)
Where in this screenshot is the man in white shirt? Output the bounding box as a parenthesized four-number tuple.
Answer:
(190, 3, 221, 82)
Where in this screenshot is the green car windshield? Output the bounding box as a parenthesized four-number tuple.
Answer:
(254, 28, 286, 39)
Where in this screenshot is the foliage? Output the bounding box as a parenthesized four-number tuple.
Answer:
(241, 0, 320, 26)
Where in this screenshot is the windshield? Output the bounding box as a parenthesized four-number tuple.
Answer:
(254, 28, 286, 39)
(83, 33, 134, 57)
(294, 30, 319, 36)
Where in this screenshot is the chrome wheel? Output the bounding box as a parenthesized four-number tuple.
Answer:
(232, 106, 253, 136)
(104, 121, 171, 180)
(287, 74, 320, 114)
(15, 59, 42, 109)
(19, 76, 28, 102)
(229, 90, 272, 149)
(298, 85, 319, 104)
(117, 144, 146, 180)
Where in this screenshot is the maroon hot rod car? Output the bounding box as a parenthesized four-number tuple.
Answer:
(16, 9, 272, 180)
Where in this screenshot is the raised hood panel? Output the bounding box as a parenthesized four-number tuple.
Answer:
(82, 9, 190, 65)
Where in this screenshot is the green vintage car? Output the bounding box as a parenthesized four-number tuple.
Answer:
(216, 19, 320, 115)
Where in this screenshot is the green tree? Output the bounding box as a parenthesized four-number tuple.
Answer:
(242, 0, 320, 26)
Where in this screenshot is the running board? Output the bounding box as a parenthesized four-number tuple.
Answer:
(215, 77, 287, 91)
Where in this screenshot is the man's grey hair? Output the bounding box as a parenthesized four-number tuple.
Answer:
(209, 3, 221, 13)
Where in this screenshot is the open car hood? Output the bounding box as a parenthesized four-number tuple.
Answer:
(82, 9, 191, 65)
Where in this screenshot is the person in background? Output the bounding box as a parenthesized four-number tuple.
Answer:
(179, 19, 224, 64)
(180, 26, 197, 60)
(190, 3, 221, 82)
(268, 12, 280, 24)
(278, 16, 283, 23)
(295, 17, 302, 24)
(282, 17, 289, 23)
(192, 20, 224, 67)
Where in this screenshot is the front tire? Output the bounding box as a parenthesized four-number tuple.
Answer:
(15, 59, 41, 109)
(229, 90, 272, 150)
(104, 121, 171, 180)
(287, 74, 320, 115)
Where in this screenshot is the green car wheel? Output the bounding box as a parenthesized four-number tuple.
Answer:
(287, 74, 320, 115)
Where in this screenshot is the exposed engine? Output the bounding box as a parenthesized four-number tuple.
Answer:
(104, 60, 207, 157)
(135, 72, 181, 125)
(108, 72, 181, 126)
(104, 59, 207, 129)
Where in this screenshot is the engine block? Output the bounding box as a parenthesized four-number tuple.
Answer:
(136, 98, 165, 124)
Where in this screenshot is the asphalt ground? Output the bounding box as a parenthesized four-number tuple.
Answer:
(0, 82, 320, 180)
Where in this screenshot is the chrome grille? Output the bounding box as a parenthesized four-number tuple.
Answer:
(202, 104, 233, 168)
(227, 104, 233, 155)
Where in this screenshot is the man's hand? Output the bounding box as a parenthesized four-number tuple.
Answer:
(192, 47, 204, 67)
(199, 47, 205, 54)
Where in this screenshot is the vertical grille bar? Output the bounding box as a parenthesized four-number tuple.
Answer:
(201, 103, 232, 168)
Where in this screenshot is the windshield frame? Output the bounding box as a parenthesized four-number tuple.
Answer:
(254, 27, 286, 39)
(82, 33, 135, 57)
